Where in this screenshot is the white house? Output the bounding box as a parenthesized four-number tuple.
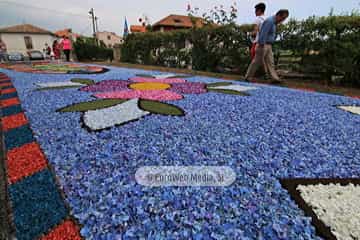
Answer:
(95, 31, 123, 48)
(0, 24, 57, 55)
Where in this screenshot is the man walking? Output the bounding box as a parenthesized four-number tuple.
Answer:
(245, 10, 289, 83)
(250, 3, 266, 60)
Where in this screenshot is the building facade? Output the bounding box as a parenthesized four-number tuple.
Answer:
(96, 31, 123, 48)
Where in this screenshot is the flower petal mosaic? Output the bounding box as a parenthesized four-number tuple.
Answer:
(298, 183, 360, 240)
(0, 63, 360, 239)
(337, 105, 360, 115)
(83, 98, 150, 131)
(0, 61, 108, 74)
(40, 76, 252, 131)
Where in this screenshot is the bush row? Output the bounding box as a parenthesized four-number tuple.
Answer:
(276, 14, 360, 86)
(74, 37, 114, 61)
(121, 25, 252, 73)
(121, 14, 360, 86)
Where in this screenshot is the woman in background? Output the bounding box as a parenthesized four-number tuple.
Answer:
(60, 36, 72, 62)
(0, 38, 8, 63)
(52, 40, 61, 60)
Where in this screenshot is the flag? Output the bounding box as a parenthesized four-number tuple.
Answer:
(124, 17, 129, 37)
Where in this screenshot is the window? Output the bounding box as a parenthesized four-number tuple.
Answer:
(174, 19, 182, 23)
(24, 36, 33, 50)
(107, 35, 111, 40)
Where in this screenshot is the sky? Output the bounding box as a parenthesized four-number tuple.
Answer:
(0, 0, 359, 37)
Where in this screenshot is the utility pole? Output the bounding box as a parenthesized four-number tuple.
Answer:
(89, 8, 97, 44)
(95, 16, 99, 32)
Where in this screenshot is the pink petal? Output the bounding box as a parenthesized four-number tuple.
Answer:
(94, 90, 183, 101)
(129, 77, 186, 84)
(170, 82, 207, 94)
(80, 80, 130, 92)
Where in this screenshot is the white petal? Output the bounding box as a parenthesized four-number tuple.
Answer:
(83, 98, 150, 131)
(298, 184, 360, 240)
(338, 106, 360, 115)
(209, 85, 257, 92)
(153, 74, 178, 79)
(35, 82, 86, 88)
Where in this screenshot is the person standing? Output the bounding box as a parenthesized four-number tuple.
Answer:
(250, 3, 266, 60)
(52, 40, 61, 60)
(245, 10, 289, 83)
(44, 43, 52, 59)
(0, 38, 7, 63)
(61, 36, 72, 62)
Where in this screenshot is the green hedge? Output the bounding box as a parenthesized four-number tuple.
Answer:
(121, 14, 360, 86)
(122, 25, 251, 74)
(276, 14, 360, 86)
(74, 37, 114, 61)
(191, 25, 250, 72)
(121, 30, 192, 67)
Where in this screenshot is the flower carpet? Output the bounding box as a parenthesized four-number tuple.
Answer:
(0, 64, 359, 239)
(0, 62, 108, 74)
(0, 73, 82, 240)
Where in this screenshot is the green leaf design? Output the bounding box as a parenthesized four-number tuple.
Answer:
(71, 78, 95, 85)
(36, 86, 82, 91)
(139, 100, 185, 116)
(209, 89, 250, 96)
(167, 75, 192, 79)
(58, 99, 127, 112)
(206, 82, 233, 88)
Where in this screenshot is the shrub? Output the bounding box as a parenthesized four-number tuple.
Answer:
(191, 24, 249, 72)
(121, 30, 190, 67)
(74, 37, 114, 61)
(122, 25, 250, 74)
(277, 13, 360, 86)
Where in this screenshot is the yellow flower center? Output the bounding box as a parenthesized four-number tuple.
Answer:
(130, 82, 171, 91)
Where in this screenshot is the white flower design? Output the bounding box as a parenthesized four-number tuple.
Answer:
(338, 106, 360, 115)
(83, 99, 150, 131)
(35, 82, 86, 88)
(298, 183, 360, 240)
(208, 85, 257, 92)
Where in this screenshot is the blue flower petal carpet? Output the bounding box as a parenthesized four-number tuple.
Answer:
(1, 63, 360, 240)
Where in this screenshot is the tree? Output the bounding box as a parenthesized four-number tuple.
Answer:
(187, 2, 238, 25)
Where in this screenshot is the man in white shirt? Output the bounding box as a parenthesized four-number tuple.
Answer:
(250, 3, 266, 60)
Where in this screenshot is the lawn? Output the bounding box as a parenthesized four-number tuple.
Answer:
(1, 63, 360, 240)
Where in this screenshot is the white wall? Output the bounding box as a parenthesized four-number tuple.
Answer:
(0, 33, 56, 54)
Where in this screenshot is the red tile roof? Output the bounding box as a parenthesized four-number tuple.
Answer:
(0, 24, 54, 35)
(130, 25, 146, 33)
(54, 29, 81, 38)
(153, 15, 205, 28)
